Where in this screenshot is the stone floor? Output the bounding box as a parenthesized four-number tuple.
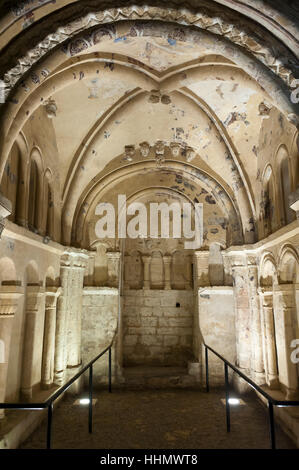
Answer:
(21, 389, 295, 449)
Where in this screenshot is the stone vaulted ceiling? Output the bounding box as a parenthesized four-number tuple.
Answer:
(0, 0, 298, 249)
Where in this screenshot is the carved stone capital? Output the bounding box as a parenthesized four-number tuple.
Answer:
(142, 255, 151, 265)
(106, 251, 121, 260)
(60, 249, 89, 269)
(273, 284, 296, 308)
(0, 286, 23, 317)
(45, 287, 62, 308)
(193, 250, 209, 261)
(258, 287, 273, 307)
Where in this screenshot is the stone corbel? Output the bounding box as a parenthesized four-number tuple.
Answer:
(0, 193, 12, 238)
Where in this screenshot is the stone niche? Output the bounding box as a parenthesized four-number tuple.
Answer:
(123, 289, 194, 367)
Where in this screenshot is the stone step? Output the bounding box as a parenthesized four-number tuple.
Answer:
(122, 366, 201, 389)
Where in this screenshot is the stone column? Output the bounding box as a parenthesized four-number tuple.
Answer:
(41, 287, 61, 389)
(21, 286, 45, 400)
(163, 255, 172, 290)
(0, 193, 12, 238)
(53, 250, 88, 391)
(142, 255, 151, 289)
(273, 284, 298, 399)
(230, 255, 251, 373)
(107, 251, 121, 288)
(53, 293, 66, 386)
(193, 251, 210, 288)
(247, 256, 264, 384)
(259, 288, 279, 389)
(0, 286, 23, 418)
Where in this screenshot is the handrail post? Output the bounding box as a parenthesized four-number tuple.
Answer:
(205, 346, 209, 393)
(89, 364, 93, 434)
(108, 347, 112, 393)
(224, 363, 230, 432)
(46, 403, 53, 449)
(268, 401, 276, 449)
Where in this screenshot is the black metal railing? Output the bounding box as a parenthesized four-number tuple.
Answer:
(0, 341, 113, 449)
(204, 343, 299, 449)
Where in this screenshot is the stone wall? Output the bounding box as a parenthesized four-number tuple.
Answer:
(123, 289, 194, 367)
(196, 287, 236, 384)
(81, 287, 118, 385)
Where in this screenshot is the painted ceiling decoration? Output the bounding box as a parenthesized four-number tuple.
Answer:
(0, 0, 298, 252)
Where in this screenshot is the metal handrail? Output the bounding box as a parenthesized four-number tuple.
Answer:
(204, 343, 299, 449)
(0, 338, 114, 449)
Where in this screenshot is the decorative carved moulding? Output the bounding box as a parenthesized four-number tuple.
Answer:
(123, 145, 135, 162)
(0, 285, 24, 317)
(1, 5, 296, 100)
(124, 141, 196, 164)
(139, 141, 150, 158)
(43, 97, 57, 118)
(227, 253, 247, 269)
(60, 248, 89, 269)
(170, 142, 181, 158)
(155, 140, 165, 167)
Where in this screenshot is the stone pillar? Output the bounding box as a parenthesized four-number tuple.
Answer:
(0, 286, 23, 418)
(107, 251, 121, 288)
(274, 284, 298, 399)
(163, 255, 172, 290)
(142, 255, 151, 289)
(193, 251, 209, 372)
(247, 256, 264, 384)
(53, 293, 66, 386)
(259, 288, 279, 389)
(21, 286, 45, 400)
(54, 250, 88, 388)
(230, 255, 251, 373)
(193, 251, 210, 288)
(41, 287, 61, 389)
(0, 193, 12, 238)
